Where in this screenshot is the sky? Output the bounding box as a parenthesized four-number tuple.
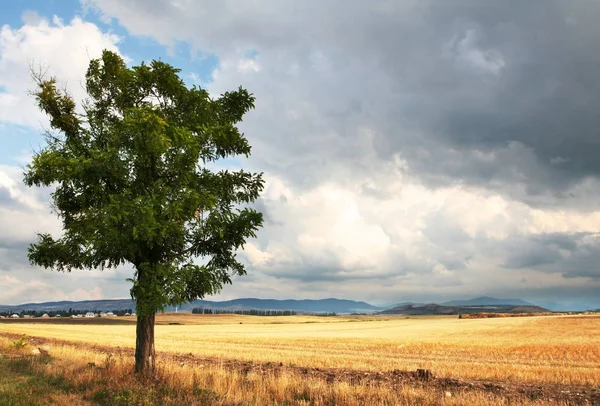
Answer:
(1, 1, 600, 310)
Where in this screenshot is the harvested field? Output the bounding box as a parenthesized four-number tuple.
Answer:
(1, 314, 599, 405)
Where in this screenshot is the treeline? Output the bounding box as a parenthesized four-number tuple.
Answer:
(0, 309, 133, 317)
(192, 308, 297, 316)
(190, 308, 339, 316)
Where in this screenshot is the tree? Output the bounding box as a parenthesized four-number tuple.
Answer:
(24, 50, 264, 375)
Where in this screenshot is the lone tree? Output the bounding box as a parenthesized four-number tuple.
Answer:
(24, 50, 264, 375)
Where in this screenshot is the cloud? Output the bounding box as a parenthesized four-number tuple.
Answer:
(0, 15, 134, 305)
(502, 232, 600, 279)
(1, 2, 600, 308)
(444, 28, 506, 75)
(232, 168, 600, 304)
(87, 0, 600, 207)
(0, 274, 107, 305)
(0, 13, 122, 128)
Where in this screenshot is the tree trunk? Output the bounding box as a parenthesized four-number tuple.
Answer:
(134, 311, 155, 375)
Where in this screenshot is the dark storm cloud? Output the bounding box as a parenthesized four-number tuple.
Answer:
(377, 1, 600, 206)
(0, 241, 29, 272)
(88, 0, 600, 208)
(502, 232, 600, 279)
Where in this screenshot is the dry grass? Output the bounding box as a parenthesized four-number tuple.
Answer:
(0, 335, 579, 405)
(2, 314, 599, 387)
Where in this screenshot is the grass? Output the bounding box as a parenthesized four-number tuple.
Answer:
(0, 314, 598, 405)
(0, 352, 88, 405)
(0, 335, 575, 406)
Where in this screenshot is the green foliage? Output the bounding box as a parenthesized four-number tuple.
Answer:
(6, 359, 34, 375)
(92, 388, 134, 406)
(0, 358, 74, 406)
(191, 307, 297, 316)
(193, 387, 219, 403)
(25, 50, 264, 316)
(11, 335, 27, 350)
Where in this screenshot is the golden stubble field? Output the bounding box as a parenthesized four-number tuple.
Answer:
(1, 313, 599, 386)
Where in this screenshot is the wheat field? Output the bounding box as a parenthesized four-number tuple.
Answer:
(3, 333, 572, 406)
(1, 313, 599, 387)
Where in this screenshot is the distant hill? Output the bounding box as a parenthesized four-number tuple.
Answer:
(441, 296, 536, 307)
(378, 303, 550, 315)
(0, 298, 383, 315)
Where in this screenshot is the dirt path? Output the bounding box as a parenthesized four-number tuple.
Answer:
(2, 332, 598, 405)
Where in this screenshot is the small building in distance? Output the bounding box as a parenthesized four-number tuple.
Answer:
(84, 312, 96, 318)
(11, 314, 19, 318)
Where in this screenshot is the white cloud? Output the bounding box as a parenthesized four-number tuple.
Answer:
(237, 57, 261, 73)
(0, 14, 122, 128)
(0, 15, 133, 305)
(237, 166, 600, 299)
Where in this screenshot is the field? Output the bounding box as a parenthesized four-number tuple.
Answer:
(1, 314, 599, 405)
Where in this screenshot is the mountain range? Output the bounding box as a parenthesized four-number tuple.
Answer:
(2, 296, 594, 315)
(378, 303, 549, 315)
(0, 298, 383, 314)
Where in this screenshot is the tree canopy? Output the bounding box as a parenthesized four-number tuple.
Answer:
(24, 50, 264, 373)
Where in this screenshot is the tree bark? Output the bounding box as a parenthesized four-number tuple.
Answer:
(134, 311, 155, 375)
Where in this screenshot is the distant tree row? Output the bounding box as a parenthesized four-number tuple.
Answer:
(190, 308, 339, 316)
(0, 309, 134, 317)
(191, 308, 297, 316)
